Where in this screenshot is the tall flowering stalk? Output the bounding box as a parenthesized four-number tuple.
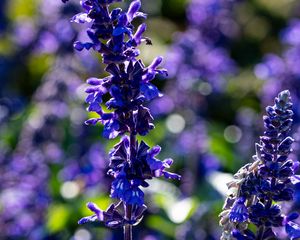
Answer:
(62, 0, 180, 239)
(219, 90, 300, 240)
(255, 19, 300, 221)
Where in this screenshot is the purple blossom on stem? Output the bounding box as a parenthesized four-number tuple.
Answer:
(62, 0, 180, 238)
(255, 20, 300, 231)
(219, 90, 300, 240)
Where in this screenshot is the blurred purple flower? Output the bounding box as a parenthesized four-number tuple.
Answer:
(256, 20, 300, 122)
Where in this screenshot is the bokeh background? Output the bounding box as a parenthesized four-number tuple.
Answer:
(1, 0, 300, 239)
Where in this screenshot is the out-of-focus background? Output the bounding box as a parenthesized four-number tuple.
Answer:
(1, 0, 300, 239)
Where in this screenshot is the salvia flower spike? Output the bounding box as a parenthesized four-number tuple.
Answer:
(62, 0, 180, 239)
(219, 90, 300, 240)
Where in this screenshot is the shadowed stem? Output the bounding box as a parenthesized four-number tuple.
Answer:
(257, 225, 265, 240)
(124, 204, 133, 240)
(124, 130, 136, 240)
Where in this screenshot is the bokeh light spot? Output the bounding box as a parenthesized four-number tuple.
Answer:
(166, 114, 185, 134)
(224, 125, 242, 143)
(60, 181, 80, 199)
(167, 198, 193, 223)
(74, 228, 91, 240)
(198, 82, 212, 96)
(207, 171, 234, 196)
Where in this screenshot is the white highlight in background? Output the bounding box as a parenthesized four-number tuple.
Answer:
(60, 181, 80, 199)
(74, 228, 91, 240)
(166, 114, 186, 134)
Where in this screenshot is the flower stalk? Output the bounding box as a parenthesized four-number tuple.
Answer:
(219, 90, 300, 240)
(124, 203, 133, 240)
(62, 0, 180, 239)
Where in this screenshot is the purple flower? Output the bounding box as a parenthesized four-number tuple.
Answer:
(220, 90, 300, 239)
(111, 173, 131, 200)
(79, 201, 147, 228)
(232, 229, 256, 240)
(123, 187, 144, 206)
(286, 221, 300, 240)
(229, 198, 248, 223)
(281, 19, 300, 46)
(108, 137, 179, 205)
(256, 20, 300, 123)
(64, 0, 180, 235)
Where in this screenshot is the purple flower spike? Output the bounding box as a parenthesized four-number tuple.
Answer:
(64, 0, 180, 236)
(220, 90, 300, 239)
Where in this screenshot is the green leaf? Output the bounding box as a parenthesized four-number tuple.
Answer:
(146, 215, 175, 238)
(46, 204, 70, 233)
(209, 123, 236, 171)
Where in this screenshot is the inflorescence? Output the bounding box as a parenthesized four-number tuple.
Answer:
(219, 90, 300, 240)
(62, 0, 180, 236)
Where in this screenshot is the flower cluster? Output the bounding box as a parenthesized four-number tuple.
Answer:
(255, 19, 300, 219)
(0, 2, 88, 238)
(149, 0, 241, 238)
(0, 1, 107, 233)
(255, 19, 300, 121)
(150, 0, 240, 195)
(151, 0, 240, 172)
(0, 58, 80, 239)
(219, 90, 300, 240)
(187, 0, 239, 41)
(63, 0, 180, 232)
(164, 0, 237, 95)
